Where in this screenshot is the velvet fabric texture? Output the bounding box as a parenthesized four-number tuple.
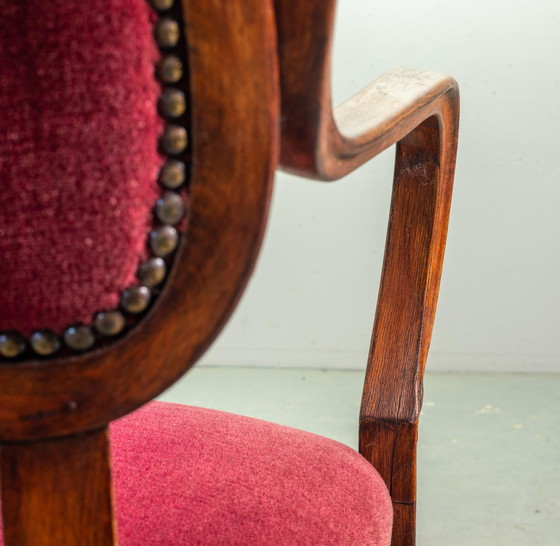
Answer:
(0, 403, 393, 544)
(109, 402, 393, 545)
(0, 1, 162, 335)
(0, 402, 393, 544)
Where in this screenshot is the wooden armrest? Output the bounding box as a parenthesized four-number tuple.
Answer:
(275, 2, 459, 542)
(275, 0, 459, 424)
(282, 67, 458, 181)
(275, 0, 459, 181)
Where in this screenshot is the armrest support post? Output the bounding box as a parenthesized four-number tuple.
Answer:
(359, 97, 458, 544)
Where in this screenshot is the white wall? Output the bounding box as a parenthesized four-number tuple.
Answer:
(199, 0, 560, 372)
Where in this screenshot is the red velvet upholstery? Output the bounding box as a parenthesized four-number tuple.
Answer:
(0, 401, 392, 544)
(110, 402, 393, 545)
(0, 1, 162, 335)
(0, 402, 392, 543)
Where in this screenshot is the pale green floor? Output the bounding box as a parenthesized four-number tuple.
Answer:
(158, 368, 560, 546)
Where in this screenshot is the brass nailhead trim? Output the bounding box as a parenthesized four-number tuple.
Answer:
(159, 160, 186, 189)
(150, 0, 174, 11)
(149, 225, 179, 257)
(155, 18, 180, 49)
(161, 125, 188, 155)
(156, 191, 185, 225)
(0, 333, 26, 358)
(157, 55, 183, 83)
(30, 330, 61, 356)
(159, 88, 186, 118)
(94, 311, 126, 337)
(121, 286, 152, 314)
(139, 257, 167, 287)
(64, 325, 95, 351)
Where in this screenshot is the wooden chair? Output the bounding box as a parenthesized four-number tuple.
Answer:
(0, 0, 459, 544)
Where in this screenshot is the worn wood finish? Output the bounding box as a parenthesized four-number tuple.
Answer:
(359, 109, 458, 545)
(275, 0, 457, 180)
(275, 1, 459, 543)
(1, 428, 115, 545)
(0, 0, 279, 442)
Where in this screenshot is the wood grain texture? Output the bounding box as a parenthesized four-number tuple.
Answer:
(359, 95, 458, 546)
(274, 1, 459, 543)
(360, 422, 418, 545)
(1, 428, 115, 546)
(0, 0, 279, 442)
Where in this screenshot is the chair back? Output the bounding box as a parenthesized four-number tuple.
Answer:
(0, 2, 278, 543)
(0, 0, 278, 442)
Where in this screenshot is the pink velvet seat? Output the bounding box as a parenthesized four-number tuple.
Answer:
(110, 401, 393, 546)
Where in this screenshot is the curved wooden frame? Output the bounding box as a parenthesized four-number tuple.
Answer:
(275, 1, 459, 544)
(0, 0, 279, 443)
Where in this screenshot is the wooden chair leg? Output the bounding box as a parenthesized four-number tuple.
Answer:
(1, 428, 116, 546)
(359, 112, 458, 545)
(361, 421, 418, 545)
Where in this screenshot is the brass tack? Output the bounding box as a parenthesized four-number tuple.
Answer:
(94, 311, 126, 337)
(149, 225, 178, 256)
(155, 18, 180, 49)
(30, 330, 60, 356)
(159, 160, 186, 189)
(150, 0, 173, 10)
(159, 88, 186, 118)
(157, 55, 183, 83)
(64, 325, 95, 351)
(139, 257, 167, 287)
(156, 191, 185, 225)
(161, 125, 188, 155)
(0, 332, 26, 358)
(121, 286, 151, 314)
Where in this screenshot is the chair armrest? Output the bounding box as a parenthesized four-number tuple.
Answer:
(281, 66, 458, 181)
(275, 0, 459, 425)
(275, 2, 459, 541)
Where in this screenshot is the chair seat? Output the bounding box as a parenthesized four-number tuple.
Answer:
(110, 401, 393, 545)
